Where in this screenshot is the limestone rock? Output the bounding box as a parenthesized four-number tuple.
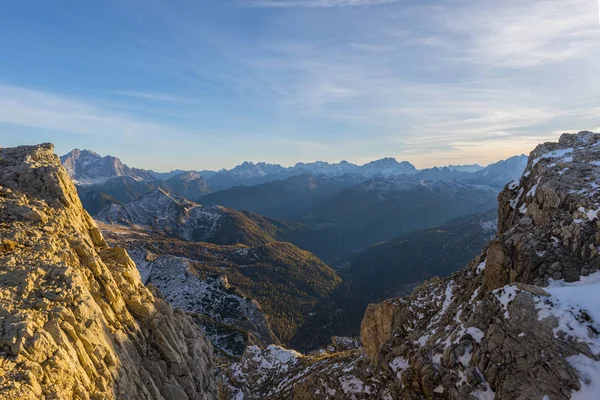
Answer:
(0, 144, 217, 399)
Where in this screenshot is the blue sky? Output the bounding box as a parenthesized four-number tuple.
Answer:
(0, 0, 599, 171)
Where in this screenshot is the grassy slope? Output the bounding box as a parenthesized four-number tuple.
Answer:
(101, 227, 341, 344)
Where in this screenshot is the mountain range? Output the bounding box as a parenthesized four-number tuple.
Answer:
(62, 148, 525, 257)
(301, 177, 499, 251)
(3, 132, 600, 400)
(59, 145, 529, 354)
(61, 147, 526, 206)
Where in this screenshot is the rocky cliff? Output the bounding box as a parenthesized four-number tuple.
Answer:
(0, 144, 217, 399)
(224, 131, 600, 399)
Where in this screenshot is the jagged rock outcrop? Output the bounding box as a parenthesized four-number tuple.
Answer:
(0, 144, 217, 399)
(224, 131, 600, 399)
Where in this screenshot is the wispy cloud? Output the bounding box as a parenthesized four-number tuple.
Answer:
(2, 0, 599, 170)
(436, 0, 600, 68)
(348, 42, 396, 51)
(0, 85, 183, 138)
(107, 90, 199, 104)
(244, 0, 401, 8)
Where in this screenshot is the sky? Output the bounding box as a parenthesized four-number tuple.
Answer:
(0, 0, 599, 171)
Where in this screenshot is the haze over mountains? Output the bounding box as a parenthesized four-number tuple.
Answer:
(61, 147, 526, 215)
(61, 148, 525, 191)
(60, 147, 526, 263)
(55, 145, 528, 354)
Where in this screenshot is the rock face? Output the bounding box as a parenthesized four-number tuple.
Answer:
(97, 188, 320, 250)
(97, 189, 231, 243)
(60, 148, 155, 184)
(163, 171, 210, 202)
(225, 131, 600, 399)
(356, 131, 600, 399)
(0, 144, 217, 399)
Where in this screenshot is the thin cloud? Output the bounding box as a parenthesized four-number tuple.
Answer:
(244, 0, 401, 8)
(2, 0, 599, 171)
(348, 42, 396, 51)
(437, 0, 599, 68)
(0, 85, 184, 139)
(107, 90, 199, 104)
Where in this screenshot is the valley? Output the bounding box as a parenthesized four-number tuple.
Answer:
(61, 144, 526, 355)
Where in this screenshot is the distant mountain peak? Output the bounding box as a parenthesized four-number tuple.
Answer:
(363, 157, 417, 174)
(63, 148, 101, 158)
(169, 170, 203, 182)
(60, 148, 155, 185)
(365, 157, 398, 165)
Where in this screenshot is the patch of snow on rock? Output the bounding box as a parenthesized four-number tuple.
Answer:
(532, 148, 574, 166)
(339, 375, 371, 397)
(568, 354, 600, 399)
(389, 357, 409, 378)
(509, 187, 524, 209)
(475, 261, 486, 275)
(536, 271, 600, 355)
(493, 285, 520, 318)
(466, 327, 485, 343)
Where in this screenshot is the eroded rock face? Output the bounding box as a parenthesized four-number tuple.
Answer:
(0, 144, 217, 399)
(225, 131, 600, 399)
(356, 131, 600, 399)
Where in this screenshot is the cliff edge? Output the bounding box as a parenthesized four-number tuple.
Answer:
(0, 144, 217, 399)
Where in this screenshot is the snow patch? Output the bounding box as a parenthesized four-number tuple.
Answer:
(568, 354, 600, 399)
(339, 375, 372, 396)
(466, 327, 485, 343)
(493, 285, 520, 318)
(389, 357, 409, 378)
(475, 261, 486, 275)
(471, 382, 496, 400)
(532, 148, 574, 166)
(578, 206, 600, 222)
(509, 187, 524, 209)
(526, 183, 537, 198)
(519, 203, 528, 214)
(440, 281, 454, 315)
(536, 271, 600, 354)
(546, 271, 600, 328)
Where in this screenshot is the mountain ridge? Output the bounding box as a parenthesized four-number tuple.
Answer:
(95, 188, 337, 259)
(223, 131, 600, 399)
(61, 147, 525, 193)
